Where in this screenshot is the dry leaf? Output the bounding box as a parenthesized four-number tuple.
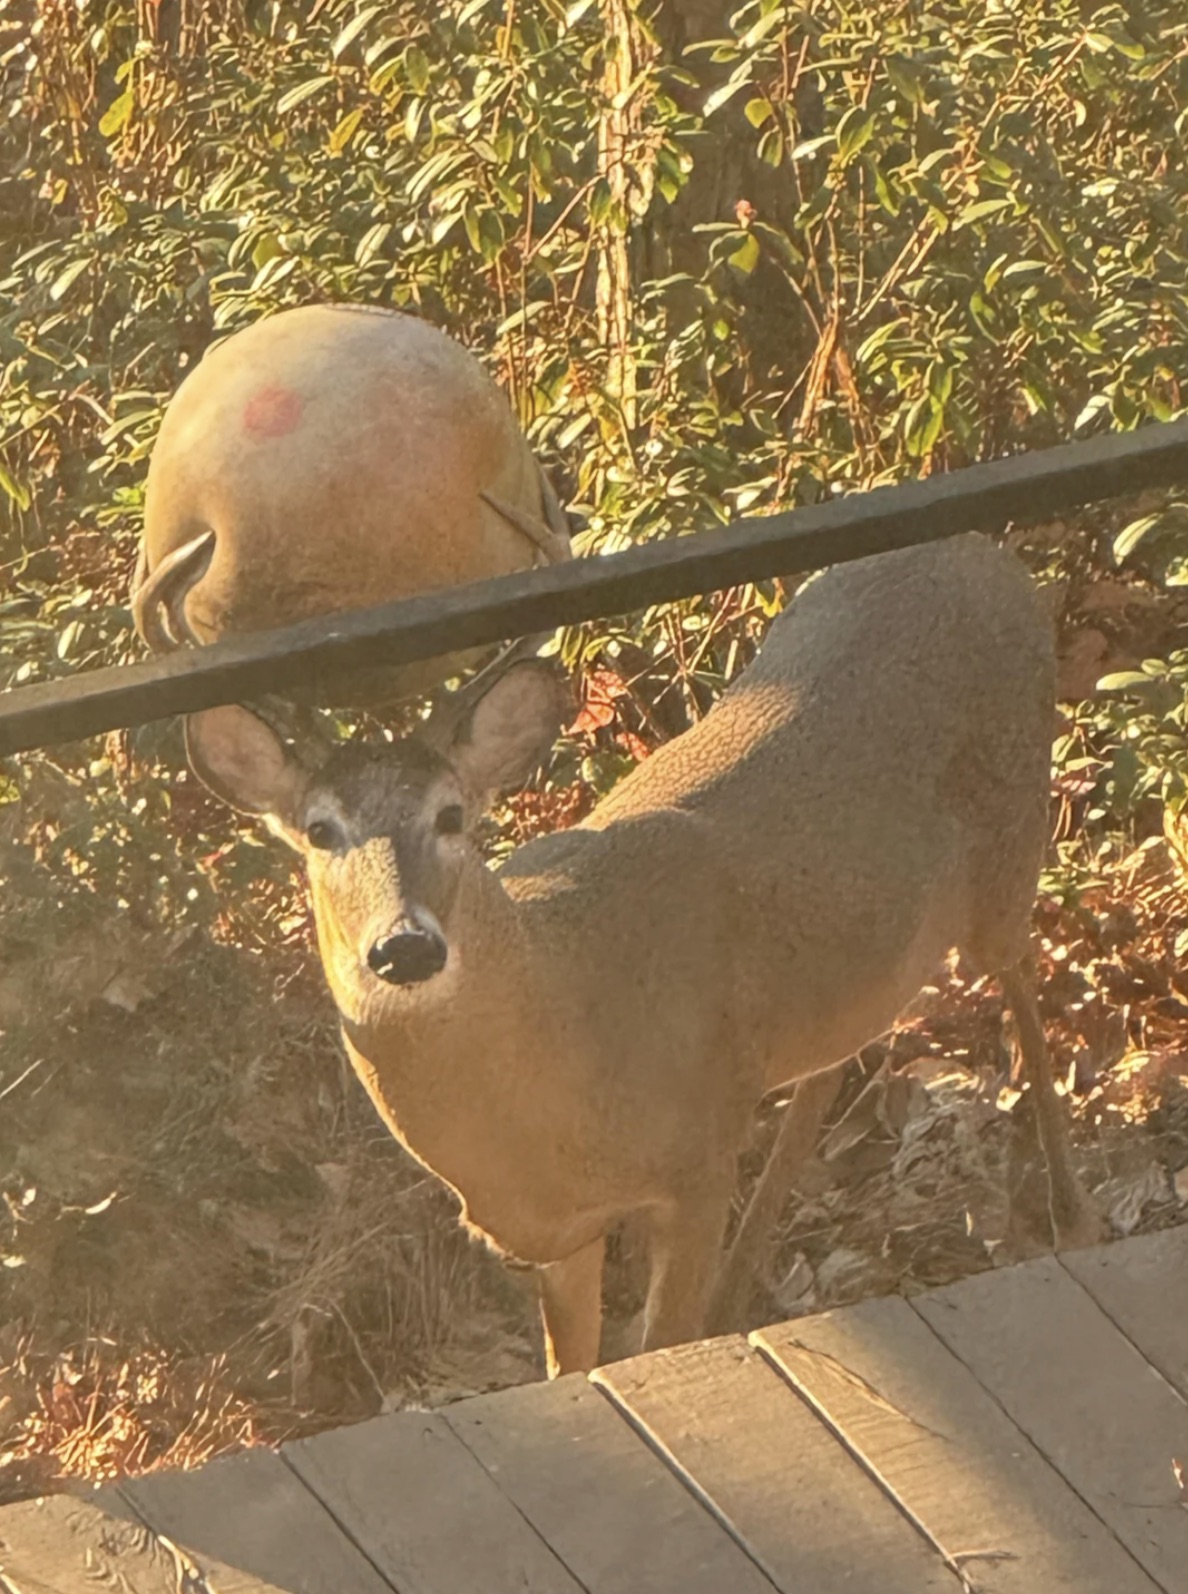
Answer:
(1098, 1163, 1172, 1236)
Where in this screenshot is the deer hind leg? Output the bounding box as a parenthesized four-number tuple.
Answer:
(538, 1236, 605, 1378)
(707, 1067, 843, 1336)
(640, 1180, 735, 1355)
(999, 956, 1102, 1250)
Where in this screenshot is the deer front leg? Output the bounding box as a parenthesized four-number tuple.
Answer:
(641, 1185, 734, 1355)
(1000, 956, 1103, 1250)
(538, 1236, 605, 1378)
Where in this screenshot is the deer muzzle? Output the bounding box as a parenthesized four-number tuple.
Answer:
(366, 914, 448, 986)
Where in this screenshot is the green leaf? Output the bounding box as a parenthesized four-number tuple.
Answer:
(1085, 30, 1144, 59)
(726, 233, 760, 274)
(953, 196, 1011, 230)
(741, 8, 785, 48)
(1097, 671, 1156, 691)
(496, 302, 547, 336)
(983, 252, 1008, 292)
(1074, 394, 1112, 433)
(704, 73, 750, 117)
(430, 211, 462, 245)
(369, 56, 403, 92)
(588, 178, 613, 227)
(477, 209, 505, 261)
(99, 89, 133, 137)
(918, 149, 952, 177)
(277, 75, 335, 115)
(855, 319, 904, 366)
(869, 159, 900, 215)
(365, 34, 403, 68)
(836, 107, 875, 163)
(405, 46, 430, 95)
(251, 233, 282, 270)
(557, 411, 593, 448)
(928, 363, 953, 404)
(1113, 511, 1165, 562)
(757, 126, 784, 166)
(56, 619, 84, 661)
(252, 255, 298, 290)
(404, 99, 425, 142)
(885, 54, 924, 105)
(0, 460, 31, 512)
(329, 107, 364, 154)
(744, 97, 772, 128)
(99, 410, 160, 445)
(968, 290, 997, 340)
(355, 221, 392, 266)
(332, 5, 382, 58)
(49, 257, 91, 302)
(904, 394, 943, 458)
(790, 134, 835, 162)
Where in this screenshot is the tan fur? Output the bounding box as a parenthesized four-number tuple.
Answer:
(186, 533, 1085, 1379)
(136, 304, 567, 701)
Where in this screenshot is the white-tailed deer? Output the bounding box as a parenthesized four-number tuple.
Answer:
(132, 303, 569, 704)
(182, 533, 1101, 1376)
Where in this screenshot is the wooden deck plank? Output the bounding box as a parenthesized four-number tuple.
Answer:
(756, 1295, 1161, 1594)
(915, 1257, 1188, 1594)
(594, 1335, 958, 1594)
(286, 1405, 583, 1594)
(22, 1233, 1188, 1594)
(75, 1481, 141, 1523)
(120, 1445, 395, 1594)
(1062, 1228, 1188, 1399)
(444, 1372, 776, 1594)
(0, 1494, 289, 1594)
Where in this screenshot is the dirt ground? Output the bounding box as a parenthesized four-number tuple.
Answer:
(3, 527, 1188, 1503)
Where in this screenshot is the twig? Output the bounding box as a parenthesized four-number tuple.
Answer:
(0, 1058, 46, 1102)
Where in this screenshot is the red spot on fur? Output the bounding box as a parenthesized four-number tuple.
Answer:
(242, 385, 304, 439)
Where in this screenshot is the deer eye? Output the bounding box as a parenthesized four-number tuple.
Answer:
(306, 818, 341, 851)
(435, 804, 464, 837)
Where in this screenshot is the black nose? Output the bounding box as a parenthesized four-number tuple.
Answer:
(367, 922, 448, 986)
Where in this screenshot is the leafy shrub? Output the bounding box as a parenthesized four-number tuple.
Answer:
(1, 0, 1186, 909)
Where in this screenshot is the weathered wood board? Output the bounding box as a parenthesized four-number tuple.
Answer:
(445, 1372, 777, 1594)
(287, 1404, 583, 1594)
(0, 1493, 289, 1594)
(596, 1335, 959, 1593)
(118, 1443, 395, 1594)
(1061, 1227, 1188, 1400)
(915, 1257, 1188, 1593)
(756, 1295, 1162, 1594)
(9, 1229, 1188, 1594)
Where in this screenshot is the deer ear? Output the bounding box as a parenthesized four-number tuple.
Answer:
(185, 704, 306, 825)
(448, 661, 569, 806)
